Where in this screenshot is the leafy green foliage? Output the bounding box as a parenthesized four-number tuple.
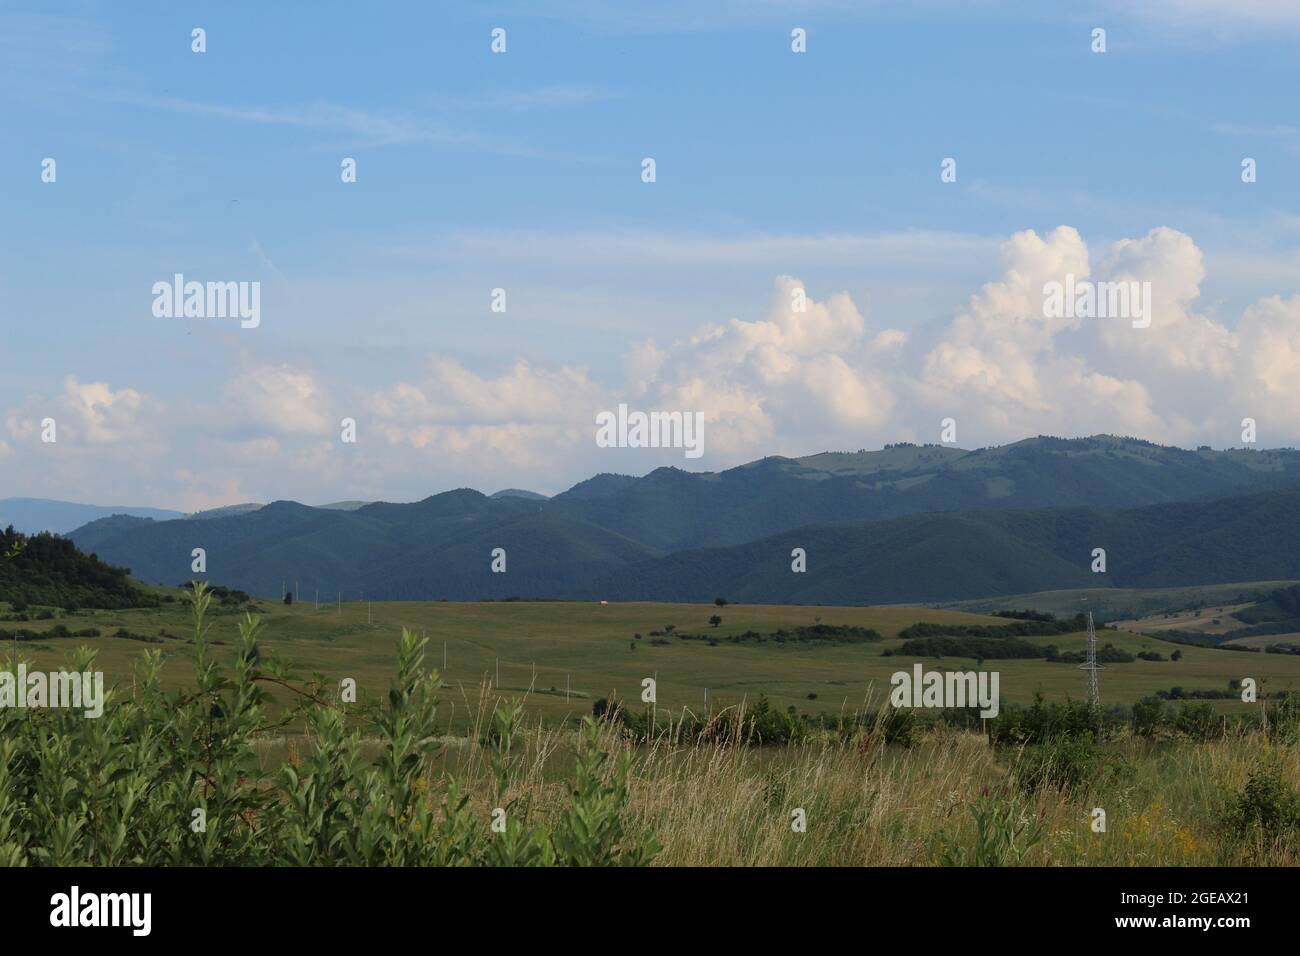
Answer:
(0, 582, 657, 866)
(897, 634, 1045, 660)
(936, 791, 1045, 866)
(1221, 761, 1300, 850)
(677, 623, 882, 645)
(1013, 738, 1134, 795)
(900, 614, 1086, 639)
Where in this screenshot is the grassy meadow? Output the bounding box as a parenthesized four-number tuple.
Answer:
(433, 722, 1300, 866)
(5, 592, 1298, 729)
(4, 588, 1300, 866)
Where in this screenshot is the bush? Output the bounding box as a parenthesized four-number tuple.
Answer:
(1014, 738, 1101, 794)
(1222, 762, 1300, 848)
(1131, 697, 1164, 737)
(990, 694, 1105, 745)
(1173, 702, 1222, 740)
(879, 707, 919, 748)
(900, 634, 1043, 660)
(936, 791, 1044, 866)
(1012, 736, 1134, 796)
(0, 581, 658, 866)
(680, 624, 882, 646)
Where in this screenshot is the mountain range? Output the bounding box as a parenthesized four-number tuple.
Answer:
(0, 496, 502, 535)
(58, 435, 1300, 604)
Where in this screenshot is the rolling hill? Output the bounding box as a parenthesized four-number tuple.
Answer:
(63, 435, 1300, 603)
(71, 492, 659, 601)
(586, 484, 1300, 604)
(548, 436, 1300, 551)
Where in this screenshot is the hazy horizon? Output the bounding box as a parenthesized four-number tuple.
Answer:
(4, 432, 1299, 515)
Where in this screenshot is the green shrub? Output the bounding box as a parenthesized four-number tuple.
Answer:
(936, 791, 1044, 866)
(1131, 697, 1164, 737)
(879, 707, 920, 748)
(1011, 733, 1135, 796)
(1221, 762, 1300, 849)
(0, 581, 657, 867)
(1173, 702, 1222, 740)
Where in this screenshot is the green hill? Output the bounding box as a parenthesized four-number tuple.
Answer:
(548, 437, 1300, 552)
(0, 525, 157, 609)
(586, 484, 1300, 604)
(65, 436, 1300, 603)
(70, 493, 659, 601)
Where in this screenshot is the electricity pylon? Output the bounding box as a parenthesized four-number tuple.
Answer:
(1079, 611, 1103, 728)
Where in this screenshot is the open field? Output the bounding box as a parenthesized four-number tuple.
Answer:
(1225, 633, 1300, 650)
(933, 580, 1300, 621)
(4, 591, 1300, 868)
(1114, 604, 1256, 636)
(1114, 591, 1300, 651)
(6, 594, 1299, 728)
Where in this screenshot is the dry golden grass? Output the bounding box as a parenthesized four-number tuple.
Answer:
(410, 712, 1300, 866)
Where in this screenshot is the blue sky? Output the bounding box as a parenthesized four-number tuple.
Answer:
(3, 1, 1299, 510)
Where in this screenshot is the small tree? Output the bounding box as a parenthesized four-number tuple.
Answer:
(714, 597, 727, 607)
(284, 592, 294, 605)
(709, 615, 722, 628)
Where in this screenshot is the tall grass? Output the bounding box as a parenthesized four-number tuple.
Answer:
(1, 583, 1296, 866)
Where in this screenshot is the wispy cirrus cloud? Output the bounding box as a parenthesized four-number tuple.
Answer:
(95, 91, 581, 157)
(1211, 121, 1300, 153)
(99, 92, 483, 148)
(421, 85, 610, 112)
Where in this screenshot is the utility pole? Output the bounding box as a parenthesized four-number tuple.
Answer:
(1079, 611, 1104, 734)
